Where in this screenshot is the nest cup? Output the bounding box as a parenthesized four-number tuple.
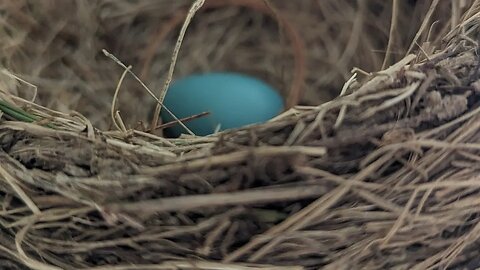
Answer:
(2, 0, 439, 130)
(141, 0, 306, 136)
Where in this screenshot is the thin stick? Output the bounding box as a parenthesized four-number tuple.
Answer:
(107, 186, 327, 213)
(114, 111, 128, 133)
(111, 66, 131, 131)
(146, 111, 210, 132)
(150, 0, 206, 131)
(333, 73, 357, 129)
(15, 218, 62, 270)
(406, 0, 440, 55)
(0, 166, 40, 215)
(1, 69, 38, 103)
(102, 49, 194, 135)
(382, 0, 399, 70)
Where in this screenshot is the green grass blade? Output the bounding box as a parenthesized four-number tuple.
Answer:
(0, 100, 55, 128)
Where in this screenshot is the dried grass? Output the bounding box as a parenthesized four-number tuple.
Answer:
(1, 0, 480, 269)
(0, 0, 462, 128)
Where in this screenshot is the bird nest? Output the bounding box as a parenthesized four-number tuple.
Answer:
(1, 1, 480, 270)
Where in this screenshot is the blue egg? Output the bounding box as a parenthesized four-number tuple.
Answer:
(160, 72, 284, 137)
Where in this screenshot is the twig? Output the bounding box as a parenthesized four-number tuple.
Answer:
(382, 0, 399, 69)
(146, 111, 210, 132)
(406, 0, 440, 55)
(107, 186, 327, 213)
(150, 0, 206, 131)
(102, 49, 194, 135)
(111, 65, 131, 132)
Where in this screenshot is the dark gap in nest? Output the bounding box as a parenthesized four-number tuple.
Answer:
(442, 213, 480, 239)
(0, 259, 27, 270)
(86, 251, 123, 266)
(0, 131, 24, 153)
(314, 143, 375, 175)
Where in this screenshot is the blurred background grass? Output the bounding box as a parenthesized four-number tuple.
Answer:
(0, 0, 469, 129)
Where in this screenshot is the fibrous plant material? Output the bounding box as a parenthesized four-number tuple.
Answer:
(0, 0, 465, 129)
(1, 0, 480, 269)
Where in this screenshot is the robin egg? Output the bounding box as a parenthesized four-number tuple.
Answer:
(161, 72, 284, 137)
